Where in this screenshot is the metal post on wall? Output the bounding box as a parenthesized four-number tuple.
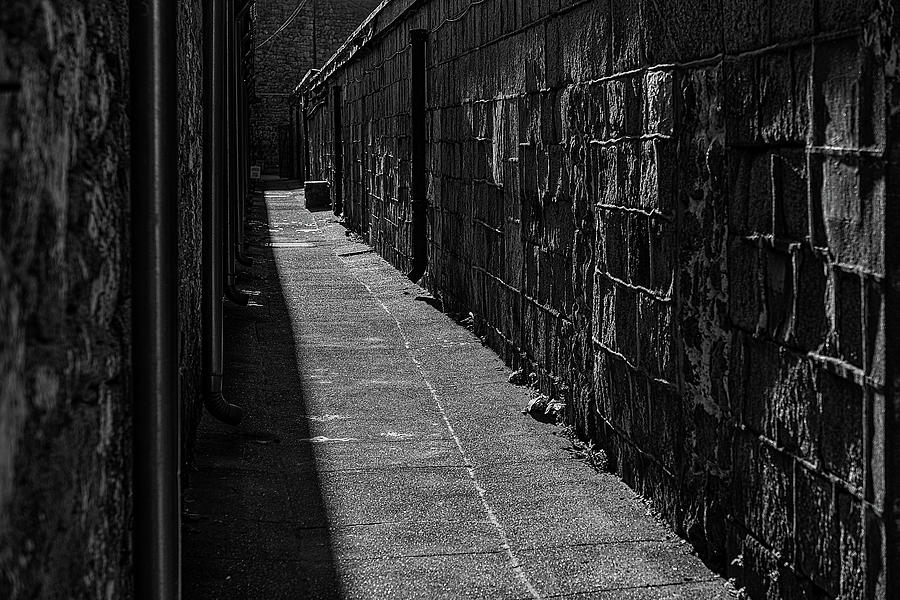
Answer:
(332, 85, 343, 216)
(129, 0, 180, 597)
(407, 29, 428, 282)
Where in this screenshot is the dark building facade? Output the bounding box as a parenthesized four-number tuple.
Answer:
(250, 0, 382, 175)
(300, 1, 900, 598)
(0, 0, 210, 596)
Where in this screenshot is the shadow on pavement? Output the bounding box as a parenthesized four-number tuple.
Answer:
(182, 187, 342, 599)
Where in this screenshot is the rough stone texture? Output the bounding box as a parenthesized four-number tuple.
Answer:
(0, 1, 206, 597)
(0, 2, 132, 597)
(250, 0, 382, 175)
(302, 1, 900, 597)
(178, 0, 205, 471)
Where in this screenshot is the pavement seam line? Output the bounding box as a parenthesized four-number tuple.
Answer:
(319, 218, 544, 600)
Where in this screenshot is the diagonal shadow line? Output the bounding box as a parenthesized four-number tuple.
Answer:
(182, 182, 342, 599)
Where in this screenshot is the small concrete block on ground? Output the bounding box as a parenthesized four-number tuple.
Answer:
(304, 180, 331, 210)
(182, 183, 730, 599)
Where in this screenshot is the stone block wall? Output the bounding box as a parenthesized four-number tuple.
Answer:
(302, 0, 900, 597)
(0, 1, 206, 596)
(0, 2, 133, 596)
(251, 0, 382, 175)
(179, 0, 205, 468)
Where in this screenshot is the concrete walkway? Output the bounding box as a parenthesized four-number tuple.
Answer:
(182, 185, 730, 599)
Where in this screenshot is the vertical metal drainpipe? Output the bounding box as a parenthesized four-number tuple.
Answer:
(129, 0, 180, 598)
(224, 0, 249, 306)
(202, 0, 243, 425)
(302, 98, 310, 180)
(407, 29, 428, 283)
(332, 86, 343, 216)
(290, 104, 299, 180)
(296, 105, 304, 180)
(235, 7, 253, 268)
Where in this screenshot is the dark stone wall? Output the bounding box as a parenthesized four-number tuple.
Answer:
(251, 0, 382, 175)
(0, 1, 133, 597)
(304, 1, 900, 597)
(178, 0, 204, 469)
(0, 1, 206, 597)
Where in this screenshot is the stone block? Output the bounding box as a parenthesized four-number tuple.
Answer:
(818, 0, 881, 33)
(606, 75, 642, 139)
(627, 214, 651, 288)
(813, 38, 885, 151)
(597, 209, 628, 281)
(610, 0, 643, 71)
(599, 145, 620, 207)
(808, 154, 885, 274)
(817, 371, 864, 489)
(794, 466, 839, 593)
(646, 383, 686, 464)
(642, 0, 723, 62)
(615, 285, 639, 364)
(640, 139, 675, 213)
(620, 141, 642, 210)
(771, 0, 814, 42)
(763, 247, 793, 341)
(865, 278, 885, 385)
(724, 56, 758, 147)
(758, 51, 807, 144)
(731, 434, 794, 558)
(583, 83, 608, 141)
(792, 246, 829, 352)
(727, 150, 773, 236)
(642, 70, 674, 136)
(837, 490, 864, 598)
(553, 1, 610, 85)
(772, 150, 809, 241)
(727, 238, 762, 333)
(723, 0, 769, 52)
(834, 266, 863, 369)
(636, 295, 674, 383)
(649, 217, 675, 295)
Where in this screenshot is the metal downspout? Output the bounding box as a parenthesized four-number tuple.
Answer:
(129, 0, 180, 598)
(202, 0, 243, 425)
(332, 85, 343, 216)
(302, 97, 310, 180)
(223, 0, 249, 305)
(235, 8, 253, 268)
(407, 29, 428, 283)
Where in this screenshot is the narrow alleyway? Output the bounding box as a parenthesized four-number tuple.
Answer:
(182, 183, 730, 599)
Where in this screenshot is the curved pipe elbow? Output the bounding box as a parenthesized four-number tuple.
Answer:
(237, 252, 254, 267)
(407, 262, 426, 284)
(225, 283, 249, 306)
(203, 390, 243, 425)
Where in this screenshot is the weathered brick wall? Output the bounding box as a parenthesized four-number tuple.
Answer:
(251, 0, 382, 175)
(303, 1, 900, 597)
(0, 1, 207, 596)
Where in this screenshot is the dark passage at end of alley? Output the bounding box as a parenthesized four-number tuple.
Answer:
(182, 182, 729, 599)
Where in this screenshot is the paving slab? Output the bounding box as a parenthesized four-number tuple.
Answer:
(182, 185, 729, 599)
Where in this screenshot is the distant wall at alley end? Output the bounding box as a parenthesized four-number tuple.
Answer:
(250, 0, 382, 175)
(302, 1, 900, 598)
